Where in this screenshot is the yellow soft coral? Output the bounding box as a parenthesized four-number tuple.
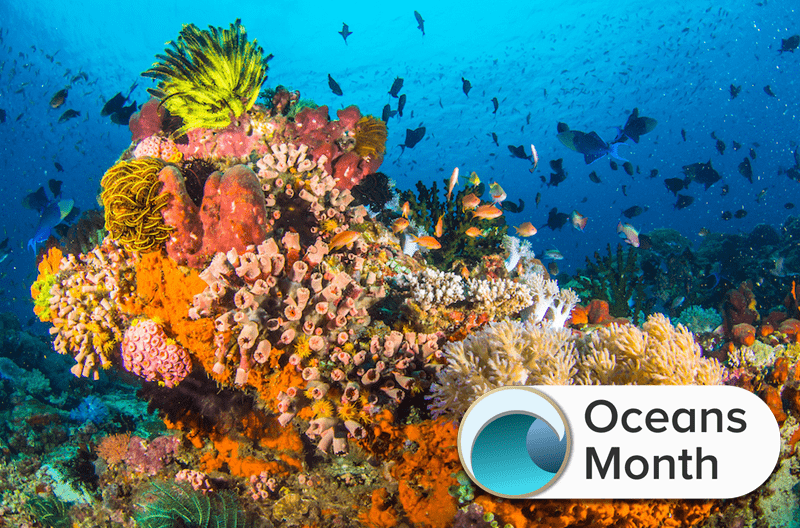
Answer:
(100, 158, 172, 252)
(142, 19, 272, 137)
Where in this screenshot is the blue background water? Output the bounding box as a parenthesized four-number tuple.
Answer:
(0, 0, 797, 325)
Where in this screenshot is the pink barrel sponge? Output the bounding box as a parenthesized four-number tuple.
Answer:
(121, 320, 192, 387)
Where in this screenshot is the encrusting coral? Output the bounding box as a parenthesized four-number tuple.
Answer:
(143, 19, 272, 138)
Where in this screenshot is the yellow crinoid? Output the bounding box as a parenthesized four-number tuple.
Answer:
(142, 19, 273, 137)
(354, 115, 387, 158)
(100, 158, 172, 252)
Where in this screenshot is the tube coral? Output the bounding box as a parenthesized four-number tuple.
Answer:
(101, 158, 173, 252)
(142, 19, 272, 138)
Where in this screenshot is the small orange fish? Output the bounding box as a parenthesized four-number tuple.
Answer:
(329, 230, 360, 250)
(515, 222, 537, 237)
(401, 201, 410, 218)
(461, 193, 480, 211)
(434, 214, 444, 237)
(392, 217, 410, 233)
(446, 167, 459, 201)
(413, 235, 442, 249)
(472, 204, 503, 220)
(465, 226, 482, 238)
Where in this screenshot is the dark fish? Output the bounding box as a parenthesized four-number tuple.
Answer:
(543, 207, 569, 230)
(381, 104, 396, 122)
(389, 77, 403, 97)
(721, 211, 733, 221)
(785, 203, 795, 209)
(0, 238, 8, 264)
(557, 122, 570, 133)
(716, 139, 726, 155)
(613, 107, 657, 143)
(110, 102, 136, 125)
(53, 162, 64, 172)
(732, 140, 742, 151)
(734, 209, 748, 219)
(649, 169, 659, 178)
(681, 129, 687, 141)
(397, 94, 406, 117)
(738, 157, 753, 183)
(621, 185, 628, 197)
(400, 126, 426, 151)
(49, 88, 68, 108)
(22, 186, 50, 212)
(622, 205, 647, 218)
(609, 160, 618, 171)
(779, 35, 799, 53)
(558, 129, 626, 164)
(338, 23, 353, 44)
(48, 178, 63, 198)
(548, 158, 566, 187)
(0, 108, 5, 123)
(491, 132, 499, 146)
(414, 10, 425, 36)
(721, 184, 729, 196)
(491, 97, 499, 114)
(623, 161, 634, 175)
(682, 160, 720, 190)
(664, 177, 688, 196)
(57, 109, 80, 123)
(101, 93, 125, 116)
(70, 72, 88, 83)
(588, 170, 601, 184)
(764, 85, 776, 97)
(535, 192, 542, 207)
(749, 148, 756, 160)
(507, 145, 530, 160)
(547, 261, 560, 276)
(327, 74, 343, 96)
(461, 77, 471, 97)
(730, 84, 741, 99)
(674, 194, 694, 209)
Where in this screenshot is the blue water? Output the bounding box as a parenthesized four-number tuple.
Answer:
(0, 0, 797, 324)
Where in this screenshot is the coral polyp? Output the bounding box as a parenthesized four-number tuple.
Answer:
(143, 19, 272, 137)
(100, 158, 172, 252)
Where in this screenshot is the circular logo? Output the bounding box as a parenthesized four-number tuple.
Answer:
(458, 387, 571, 498)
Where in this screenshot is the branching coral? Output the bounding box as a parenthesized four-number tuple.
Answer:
(100, 158, 173, 252)
(571, 243, 646, 322)
(430, 313, 725, 421)
(577, 312, 726, 386)
(142, 19, 272, 138)
(428, 320, 576, 419)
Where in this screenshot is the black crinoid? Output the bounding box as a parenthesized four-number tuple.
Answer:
(135, 481, 249, 528)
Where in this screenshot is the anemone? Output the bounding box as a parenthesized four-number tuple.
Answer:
(100, 158, 172, 252)
(143, 19, 273, 137)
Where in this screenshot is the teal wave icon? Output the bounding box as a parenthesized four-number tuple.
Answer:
(460, 387, 570, 497)
(472, 412, 567, 496)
